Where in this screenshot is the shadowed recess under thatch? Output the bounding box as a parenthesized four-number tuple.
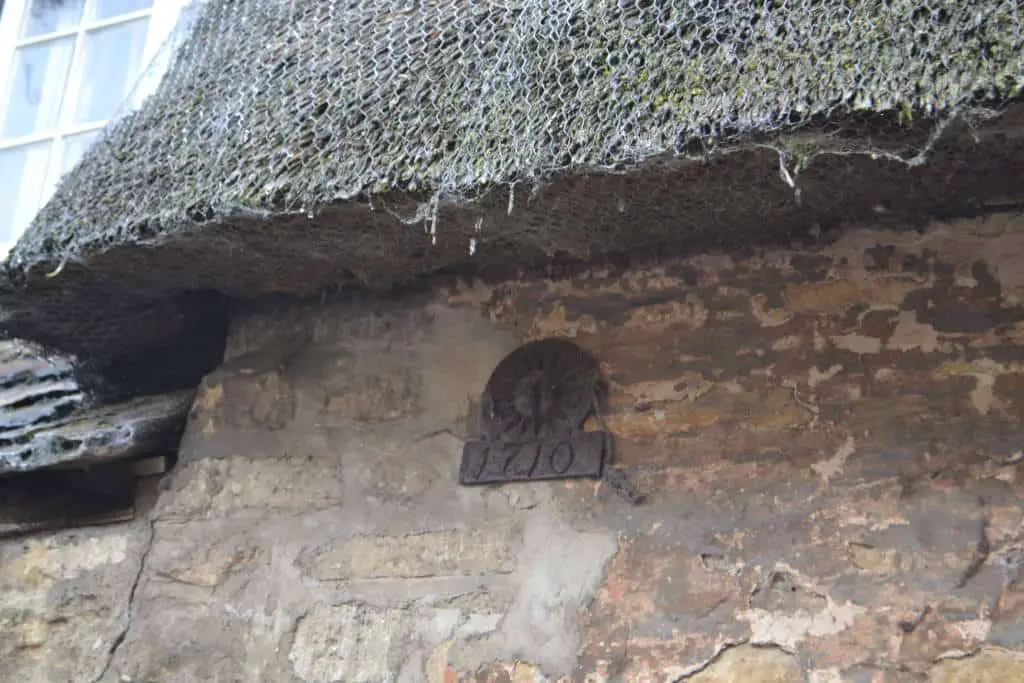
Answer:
(1, 0, 1024, 364)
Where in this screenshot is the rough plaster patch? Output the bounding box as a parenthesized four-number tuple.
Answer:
(538, 270, 687, 298)
(831, 334, 882, 355)
(873, 367, 896, 382)
(421, 304, 513, 421)
(738, 599, 866, 651)
(914, 216, 1024, 289)
(426, 640, 455, 683)
(196, 380, 225, 411)
(811, 326, 827, 352)
(193, 380, 225, 434)
(955, 275, 979, 288)
(624, 296, 708, 331)
(714, 310, 746, 322)
(808, 364, 843, 388)
(784, 279, 916, 315)
(0, 587, 48, 612)
(887, 311, 940, 353)
(811, 436, 857, 485)
(954, 618, 992, 642)
(807, 669, 844, 683)
(289, 604, 406, 682)
(971, 374, 997, 415)
(930, 648, 1024, 682)
(320, 367, 416, 422)
(531, 303, 599, 337)
(848, 543, 909, 573)
(829, 218, 1024, 294)
(289, 603, 461, 683)
(975, 223, 1024, 290)
(451, 512, 617, 676)
(442, 280, 495, 308)
(456, 613, 503, 639)
(155, 541, 264, 588)
(242, 605, 298, 680)
(935, 359, 1024, 415)
(4, 613, 47, 649)
(511, 661, 542, 683)
(621, 377, 713, 404)
(750, 295, 792, 328)
(772, 335, 803, 351)
(9, 534, 128, 584)
(684, 644, 803, 682)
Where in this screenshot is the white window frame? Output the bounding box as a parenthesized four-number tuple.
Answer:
(0, 0, 199, 258)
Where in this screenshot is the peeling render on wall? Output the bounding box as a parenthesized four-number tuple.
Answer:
(4, 213, 1024, 681)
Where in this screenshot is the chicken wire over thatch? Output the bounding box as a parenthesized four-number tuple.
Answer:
(1, 0, 1024, 360)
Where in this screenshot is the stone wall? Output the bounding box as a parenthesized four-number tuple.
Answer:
(6, 213, 1024, 682)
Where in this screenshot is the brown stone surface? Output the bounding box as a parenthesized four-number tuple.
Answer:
(688, 645, 803, 683)
(309, 528, 518, 580)
(4, 213, 1024, 681)
(930, 650, 1024, 682)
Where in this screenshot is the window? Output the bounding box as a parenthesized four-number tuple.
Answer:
(0, 0, 199, 258)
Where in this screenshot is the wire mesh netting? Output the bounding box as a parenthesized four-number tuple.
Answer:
(1, 0, 1023, 360)
(8, 0, 1023, 266)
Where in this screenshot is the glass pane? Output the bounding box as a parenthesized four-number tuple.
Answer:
(93, 0, 153, 21)
(0, 142, 51, 244)
(21, 0, 85, 38)
(2, 38, 76, 139)
(175, 1, 202, 36)
(125, 1, 200, 109)
(60, 130, 99, 175)
(73, 19, 150, 124)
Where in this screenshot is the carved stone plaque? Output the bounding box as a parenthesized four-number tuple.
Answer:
(458, 431, 608, 485)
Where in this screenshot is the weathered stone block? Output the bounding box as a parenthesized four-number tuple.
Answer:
(688, 645, 803, 683)
(593, 539, 746, 624)
(290, 603, 408, 683)
(0, 533, 130, 586)
(310, 527, 517, 581)
(0, 528, 146, 683)
(322, 372, 419, 421)
(109, 603, 291, 683)
(310, 348, 421, 421)
(340, 431, 464, 506)
(449, 515, 617, 677)
(622, 295, 709, 332)
(289, 603, 462, 683)
(930, 649, 1024, 682)
(419, 304, 516, 424)
(191, 370, 296, 433)
(160, 454, 343, 518)
(147, 525, 264, 589)
(0, 610, 110, 683)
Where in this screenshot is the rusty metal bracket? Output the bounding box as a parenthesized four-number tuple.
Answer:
(459, 430, 608, 485)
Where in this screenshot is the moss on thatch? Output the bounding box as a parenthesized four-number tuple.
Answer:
(0, 0, 1023, 359)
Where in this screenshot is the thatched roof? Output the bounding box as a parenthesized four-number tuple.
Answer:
(0, 339, 196, 476)
(1, 0, 1023, 364)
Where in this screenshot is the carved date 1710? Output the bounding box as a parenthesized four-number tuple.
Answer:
(459, 338, 643, 504)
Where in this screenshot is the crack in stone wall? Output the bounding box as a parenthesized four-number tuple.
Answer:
(89, 517, 156, 683)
